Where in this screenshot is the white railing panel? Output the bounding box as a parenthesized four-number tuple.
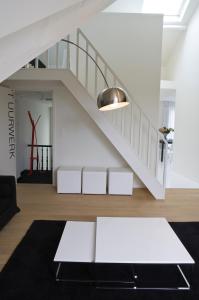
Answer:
(56, 40, 66, 69)
(65, 31, 76, 75)
(47, 45, 57, 69)
(123, 103, 132, 142)
(96, 56, 106, 97)
(132, 103, 140, 155)
(113, 109, 123, 135)
(140, 116, 150, 166)
(104, 110, 113, 125)
(78, 33, 87, 87)
(106, 68, 115, 88)
(87, 45, 96, 98)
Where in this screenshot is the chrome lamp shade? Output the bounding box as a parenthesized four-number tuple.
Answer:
(97, 87, 129, 111)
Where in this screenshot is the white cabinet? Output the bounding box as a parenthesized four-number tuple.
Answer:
(82, 167, 107, 194)
(108, 167, 133, 195)
(57, 167, 82, 193)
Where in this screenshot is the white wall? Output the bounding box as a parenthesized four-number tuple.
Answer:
(15, 91, 52, 178)
(166, 5, 199, 183)
(6, 80, 143, 187)
(161, 28, 185, 81)
(81, 12, 163, 126)
(0, 86, 16, 176)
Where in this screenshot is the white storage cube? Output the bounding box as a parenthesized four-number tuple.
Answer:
(108, 167, 133, 195)
(82, 167, 107, 194)
(57, 167, 82, 193)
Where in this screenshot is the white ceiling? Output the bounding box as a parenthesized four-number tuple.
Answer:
(104, 0, 199, 24)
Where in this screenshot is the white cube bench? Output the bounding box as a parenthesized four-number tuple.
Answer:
(82, 167, 107, 194)
(108, 167, 133, 195)
(57, 167, 82, 194)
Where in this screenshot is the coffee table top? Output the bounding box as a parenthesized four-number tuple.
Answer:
(54, 217, 194, 265)
(95, 217, 194, 264)
(54, 221, 95, 262)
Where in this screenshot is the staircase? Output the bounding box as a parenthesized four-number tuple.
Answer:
(22, 29, 168, 199)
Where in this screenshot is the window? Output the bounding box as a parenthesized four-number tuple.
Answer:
(104, 0, 192, 25)
(143, 0, 187, 16)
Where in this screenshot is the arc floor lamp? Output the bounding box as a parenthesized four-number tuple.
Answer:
(61, 39, 129, 111)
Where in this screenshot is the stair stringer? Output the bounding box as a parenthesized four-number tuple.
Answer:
(8, 68, 165, 199)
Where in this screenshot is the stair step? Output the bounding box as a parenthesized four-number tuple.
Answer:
(18, 169, 52, 184)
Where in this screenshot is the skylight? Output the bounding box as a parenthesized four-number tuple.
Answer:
(142, 0, 187, 16)
(104, 0, 193, 25)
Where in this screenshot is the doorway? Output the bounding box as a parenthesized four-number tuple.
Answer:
(159, 88, 176, 187)
(15, 91, 53, 183)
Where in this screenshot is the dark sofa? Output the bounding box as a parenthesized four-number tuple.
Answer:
(0, 176, 20, 230)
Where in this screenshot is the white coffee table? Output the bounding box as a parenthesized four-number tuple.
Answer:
(54, 217, 195, 290)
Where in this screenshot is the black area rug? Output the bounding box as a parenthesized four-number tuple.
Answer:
(1, 220, 199, 300)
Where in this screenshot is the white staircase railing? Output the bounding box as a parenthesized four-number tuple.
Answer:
(26, 29, 168, 190)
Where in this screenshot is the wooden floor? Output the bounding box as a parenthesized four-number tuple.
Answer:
(1, 184, 199, 271)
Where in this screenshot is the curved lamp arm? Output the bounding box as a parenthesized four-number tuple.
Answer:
(61, 38, 128, 111)
(61, 39, 109, 89)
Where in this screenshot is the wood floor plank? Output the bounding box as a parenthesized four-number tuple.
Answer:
(0, 184, 199, 271)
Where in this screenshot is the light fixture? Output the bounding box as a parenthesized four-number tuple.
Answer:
(97, 87, 128, 111)
(61, 39, 129, 111)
